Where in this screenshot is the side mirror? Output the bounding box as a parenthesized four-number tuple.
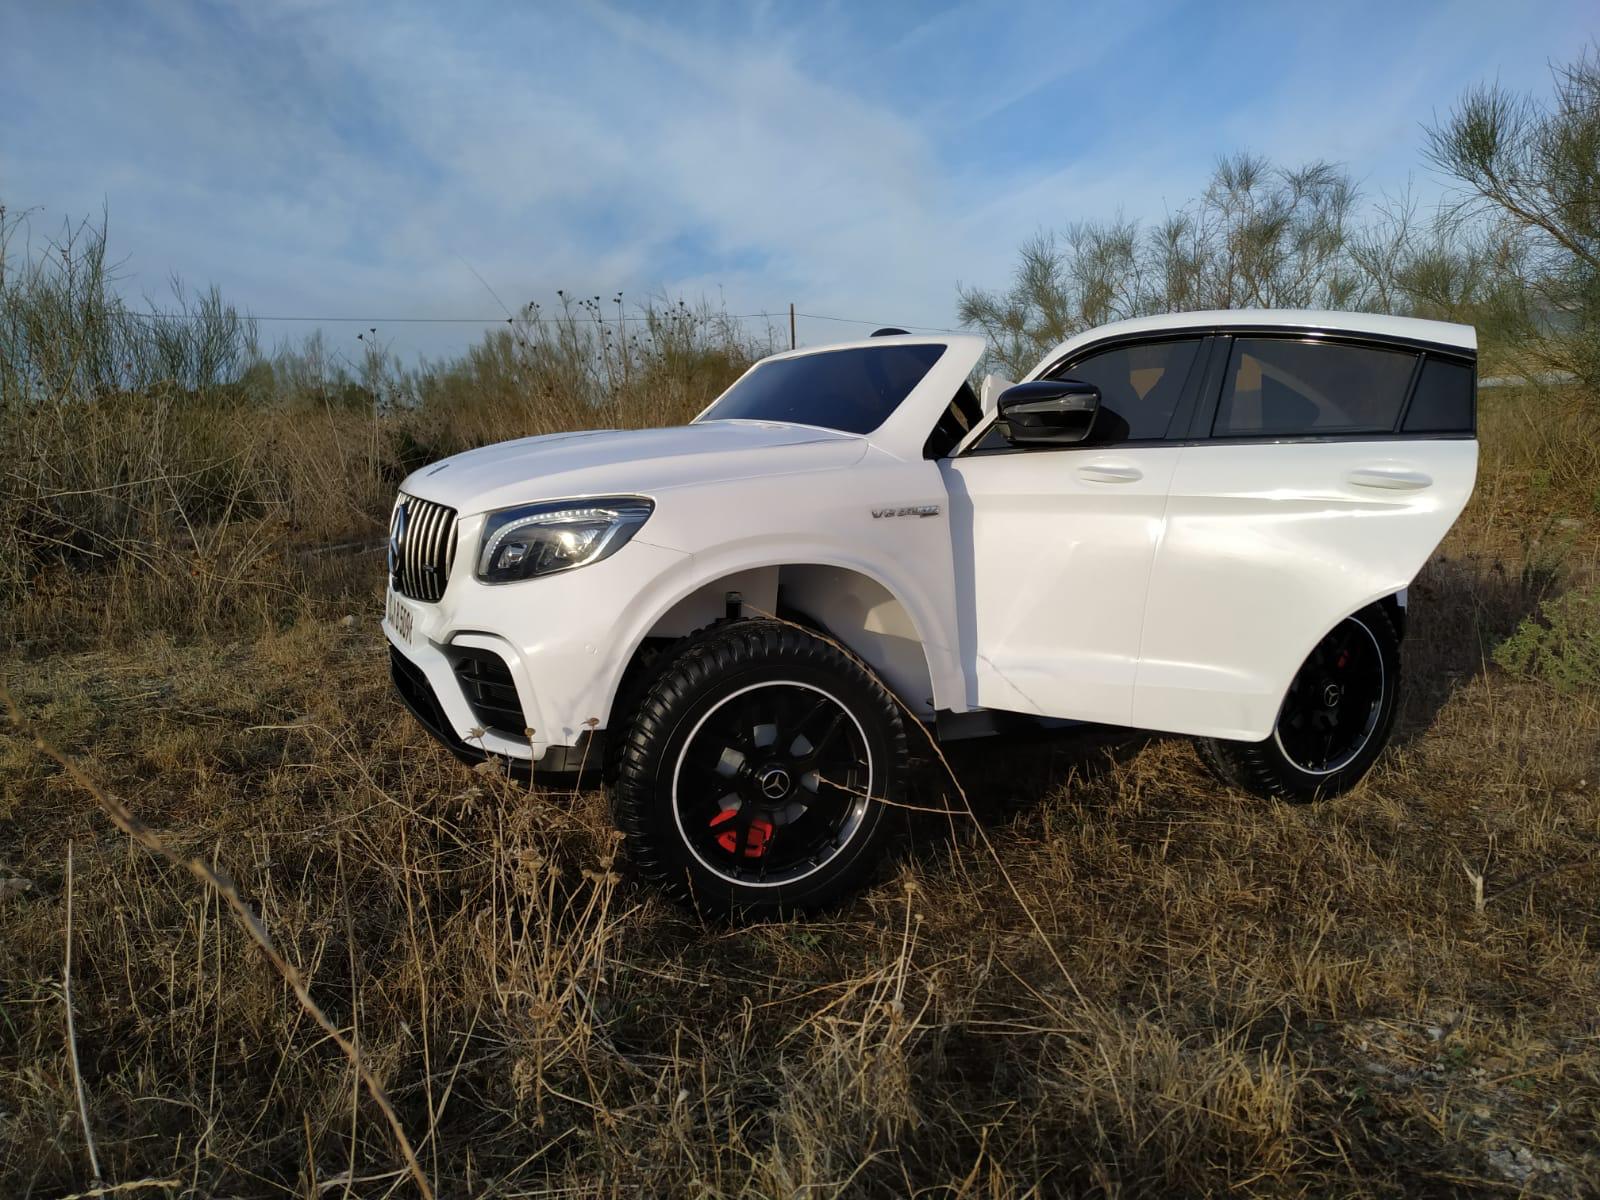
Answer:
(996, 379, 1101, 446)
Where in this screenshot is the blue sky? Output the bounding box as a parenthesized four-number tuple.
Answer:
(2, 1, 1593, 361)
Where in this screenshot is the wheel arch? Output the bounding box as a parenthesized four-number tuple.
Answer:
(598, 555, 955, 733)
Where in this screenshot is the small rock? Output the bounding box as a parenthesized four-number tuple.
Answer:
(1485, 1142, 1566, 1186)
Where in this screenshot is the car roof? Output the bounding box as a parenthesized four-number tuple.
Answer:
(1031, 309, 1476, 376)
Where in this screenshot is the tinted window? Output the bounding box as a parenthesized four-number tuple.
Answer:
(1047, 338, 1201, 444)
(699, 344, 946, 435)
(1402, 356, 1475, 433)
(1214, 338, 1417, 437)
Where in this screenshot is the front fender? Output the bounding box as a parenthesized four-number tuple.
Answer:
(595, 535, 967, 729)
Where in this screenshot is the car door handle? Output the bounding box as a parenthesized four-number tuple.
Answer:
(1345, 467, 1433, 491)
(1076, 464, 1143, 484)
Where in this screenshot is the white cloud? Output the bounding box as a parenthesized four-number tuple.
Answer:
(3, 0, 1593, 360)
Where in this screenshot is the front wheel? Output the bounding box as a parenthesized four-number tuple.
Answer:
(1195, 605, 1401, 802)
(610, 620, 909, 918)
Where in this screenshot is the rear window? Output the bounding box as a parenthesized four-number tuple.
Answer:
(1402, 356, 1475, 433)
(1214, 338, 1418, 438)
(698, 344, 946, 435)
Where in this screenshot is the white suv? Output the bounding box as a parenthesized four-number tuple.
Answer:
(384, 309, 1477, 915)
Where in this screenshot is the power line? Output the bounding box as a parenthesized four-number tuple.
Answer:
(118, 307, 974, 335)
(118, 310, 780, 324)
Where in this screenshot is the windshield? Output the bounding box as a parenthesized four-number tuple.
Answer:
(697, 343, 947, 435)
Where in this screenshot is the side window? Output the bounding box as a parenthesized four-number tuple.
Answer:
(1047, 338, 1202, 445)
(1214, 338, 1417, 437)
(1402, 356, 1475, 433)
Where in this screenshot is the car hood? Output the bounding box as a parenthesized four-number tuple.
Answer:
(400, 421, 867, 515)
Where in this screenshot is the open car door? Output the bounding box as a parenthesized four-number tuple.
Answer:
(1132, 328, 1478, 741)
(943, 334, 1211, 725)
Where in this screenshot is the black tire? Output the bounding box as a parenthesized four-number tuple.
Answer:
(1194, 604, 1401, 802)
(610, 619, 909, 918)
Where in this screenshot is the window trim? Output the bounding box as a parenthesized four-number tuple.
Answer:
(1032, 322, 1476, 377)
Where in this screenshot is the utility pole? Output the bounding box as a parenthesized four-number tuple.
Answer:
(789, 303, 796, 350)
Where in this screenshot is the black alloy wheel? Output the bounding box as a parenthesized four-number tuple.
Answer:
(1272, 616, 1388, 775)
(672, 680, 874, 887)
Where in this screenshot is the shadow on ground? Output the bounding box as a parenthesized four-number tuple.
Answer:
(934, 725, 1152, 820)
(1392, 549, 1551, 746)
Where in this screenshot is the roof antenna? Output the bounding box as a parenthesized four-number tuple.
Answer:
(870, 327, 910, 337)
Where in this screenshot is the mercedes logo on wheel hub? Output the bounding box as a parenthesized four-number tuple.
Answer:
(756, 765, 792, 800)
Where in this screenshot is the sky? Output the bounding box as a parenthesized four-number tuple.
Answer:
(2, 0, 1594, 363)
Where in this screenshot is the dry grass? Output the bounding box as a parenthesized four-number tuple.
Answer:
(1, 212, 767, 653)
(0, 380, 1597, 1198)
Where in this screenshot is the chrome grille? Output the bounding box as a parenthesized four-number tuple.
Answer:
(389, 494, 458, 602)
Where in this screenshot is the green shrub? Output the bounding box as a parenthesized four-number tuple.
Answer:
(1493, 587, 1600, 692)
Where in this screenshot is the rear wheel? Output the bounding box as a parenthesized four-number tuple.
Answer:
(610, 620, 908, 917)
(1195, 605, 1401, 802)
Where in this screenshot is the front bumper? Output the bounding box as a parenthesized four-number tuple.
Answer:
(388, 643, 602, 776)
(381, 523, 690, 766)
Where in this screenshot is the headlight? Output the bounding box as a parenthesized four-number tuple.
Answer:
(475, 497, 653, 583)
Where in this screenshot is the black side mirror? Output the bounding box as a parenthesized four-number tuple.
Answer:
(996, 379, 1101, 446)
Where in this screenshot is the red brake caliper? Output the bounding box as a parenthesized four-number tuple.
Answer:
(709, 809, 774, 858)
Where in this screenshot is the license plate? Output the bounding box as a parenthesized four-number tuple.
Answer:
(386, 587, 416, 645)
